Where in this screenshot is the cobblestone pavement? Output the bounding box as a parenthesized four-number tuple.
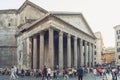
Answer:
(0, 73, 120, 80)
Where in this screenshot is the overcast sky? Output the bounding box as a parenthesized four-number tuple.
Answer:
(0, 0, 120, 47)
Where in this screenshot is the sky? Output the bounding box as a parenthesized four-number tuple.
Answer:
(0, 0, 120, 47)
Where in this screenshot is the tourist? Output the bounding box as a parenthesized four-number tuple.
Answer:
(13, 65, 18, 78)
(42, 65, 47, 80)
(47, 67, 51, 79)
(10, 66, 16, 80)
(77, 66, 83, 80)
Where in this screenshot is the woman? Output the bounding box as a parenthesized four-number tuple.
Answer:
(10, 66, 16, 80)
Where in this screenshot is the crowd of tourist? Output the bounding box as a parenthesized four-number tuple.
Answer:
(0, 65, 85, 80)
(0, 65, 120, 80)
(92, 66, 119, 80)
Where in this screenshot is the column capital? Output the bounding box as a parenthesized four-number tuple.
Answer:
(80, 39, 83, 41)
(59, 31, 63, 36)
(67, 34, 71, 38)
(33, 35, 37, 39)
(40, 31, 45, 35)
(89, 43, 92, 46)
(85, 41, 87, 45)
(80, 39, 83, 45)
(49, 27, 53, 31)
(88, 42, 90, 46)
(74, 36, 77, 40)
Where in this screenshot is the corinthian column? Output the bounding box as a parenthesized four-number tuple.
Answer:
(88, 42, 90, 67)
(80, 39, 83, 66)
(67, 34, 71, 68)
(84, 41, 87, 67)
(40, 32, 44, 69)
(89, 43, 92, 67)
(59, 31, 63, 70)
(48, 28, 54, 69)
(74, 37, 77, 68)
(92, 44, 95, 66)
(26, 37, 32, 69)
(33, 36, 37, 69)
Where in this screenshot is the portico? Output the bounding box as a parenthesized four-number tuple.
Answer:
(16, 0, 96, 70)
(18, 24, 95, 70)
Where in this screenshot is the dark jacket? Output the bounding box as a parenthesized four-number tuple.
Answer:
(77, 67, 83, 77)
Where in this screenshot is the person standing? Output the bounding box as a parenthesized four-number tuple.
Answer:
(10, 66, 16, 80)
(42, 65, 48, 80)
(77, 66, 84, 80)
(14, 65, 18, 78)
(47, 67, 51, 79)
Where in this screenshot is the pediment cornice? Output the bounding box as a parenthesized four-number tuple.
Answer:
(17, 13, 96, 40)
(17, 0, 48, 14)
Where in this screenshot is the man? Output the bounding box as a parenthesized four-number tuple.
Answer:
(77, 66, 84, 80)
(42, 65, 47, 80)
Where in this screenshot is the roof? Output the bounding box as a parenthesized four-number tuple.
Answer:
(50, 11, 82, 15)
(51, 11, 96, 38)
(0, 9, 17, 14)
(17, 13, 96, 39)
(103, 47, 115, 54)
(0, 0, 96, 39)
(17, 0, 48, 13)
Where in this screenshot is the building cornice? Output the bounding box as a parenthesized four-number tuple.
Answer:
(0, 9, 17, 14)
(16, 13, 96, 40)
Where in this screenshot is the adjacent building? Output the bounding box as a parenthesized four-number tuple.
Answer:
(0, 0, 96, 70)
(0, 10, 17, 67)
(94, 32, 104, 65)
(114, 25, 120, 65)
(101, 47, 115, 65)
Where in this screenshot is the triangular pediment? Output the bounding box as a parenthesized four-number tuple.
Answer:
(51, 12, 95, 38)
(18, 13, 95, 39)
(18, 0, 48, 14)
(16, 0, 49, 27)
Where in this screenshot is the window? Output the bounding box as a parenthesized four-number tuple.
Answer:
(83, 53, 85, 56)
(94, 51, 96, 55)
(117, 48, 120, 52)
(94, 62, 96, 65)
(8, 23, 11, 27)
(117, 30, 119, 34)
(94, 45, 96, 48)
(119, 30, 120, 34)
(117, 42, 120, 46)
(118, 55, 120, 59)
(118, 36, 120, 39)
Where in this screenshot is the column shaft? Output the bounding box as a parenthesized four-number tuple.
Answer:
(33, 36, 37, 69)
(86, 42, 88, 67)
(59, 31, 63, 70)
(74, 37, 77, 68)
(48, 28, 54, 69)
(92, 44, 95, 66)
(84, 41, 87, 67)
(80, 39, 83, 66)
(88, 42, 91, 67)
(40, 32, 44, 69)
(89, 43, 92, 67)
(26, 38, 32, 69)
(67, 34, 71, 68)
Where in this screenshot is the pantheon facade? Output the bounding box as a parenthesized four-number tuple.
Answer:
(0, 0, 96, 70)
